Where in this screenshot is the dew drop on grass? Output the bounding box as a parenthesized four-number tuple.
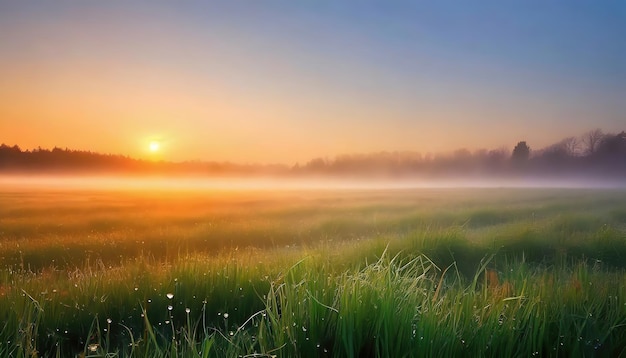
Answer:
(107, 318, 112, 324)
(186, 308, 191, 313)
(166, 293, 174, 299)
(168, 305, 173, 311)
(223, 313, 229, 319)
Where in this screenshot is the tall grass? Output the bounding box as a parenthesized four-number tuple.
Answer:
(1, 188, 625, 356)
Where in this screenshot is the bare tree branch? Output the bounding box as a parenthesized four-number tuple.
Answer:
(581, 129, 604, 155)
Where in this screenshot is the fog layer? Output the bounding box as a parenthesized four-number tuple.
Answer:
(2, 175, 624, 192)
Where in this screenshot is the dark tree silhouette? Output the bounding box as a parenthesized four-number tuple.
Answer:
(597, 131, 626, 157)
(511, 141, 530, 163)
(581, 129, 604, 155)
(558, 137, 581, 157)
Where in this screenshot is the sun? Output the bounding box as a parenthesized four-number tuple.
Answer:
(149, 141, 160, 152)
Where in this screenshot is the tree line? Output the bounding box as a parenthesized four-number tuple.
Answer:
(0, 145, 284, 176)
(294, 129, 626, 179)
(1, 129, 625, 179)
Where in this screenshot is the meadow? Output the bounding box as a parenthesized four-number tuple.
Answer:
(1, 185, 626, 357)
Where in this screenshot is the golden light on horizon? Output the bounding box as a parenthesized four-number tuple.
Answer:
(0, 3, 621, 165)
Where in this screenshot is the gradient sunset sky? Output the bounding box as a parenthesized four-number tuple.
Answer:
(1, 1, 624, 164)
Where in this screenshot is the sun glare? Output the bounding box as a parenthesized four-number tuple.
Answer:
(149, 141, 160, 152)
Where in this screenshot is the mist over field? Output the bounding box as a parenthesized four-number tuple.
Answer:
(2, 185, 626, 356)
(2, 174, 626, 192)
(2, 1, 626, 356)
(2, 128, 626, 186)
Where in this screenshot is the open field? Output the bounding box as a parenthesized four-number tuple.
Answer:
(1, 186, 626, 357)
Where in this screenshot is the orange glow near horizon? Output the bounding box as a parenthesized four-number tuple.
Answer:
(0, 61, 620, 165)
(0, 3, 623, 165)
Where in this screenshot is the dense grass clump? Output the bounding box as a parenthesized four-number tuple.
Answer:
(0, 188, 626, 356)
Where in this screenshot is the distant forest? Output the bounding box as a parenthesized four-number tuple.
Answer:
(1, 129, 625, 179)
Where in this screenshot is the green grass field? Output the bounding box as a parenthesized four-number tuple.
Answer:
(1, 187, 626, 357)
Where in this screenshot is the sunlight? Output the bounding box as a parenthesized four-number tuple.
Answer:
(149, 141, 160, 153)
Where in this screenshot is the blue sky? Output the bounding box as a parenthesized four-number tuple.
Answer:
(1, 1, 624, 162)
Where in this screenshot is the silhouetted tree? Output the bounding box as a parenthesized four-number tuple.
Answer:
(559, 137, 581, 156)
(537, 137, 580, 163)
(511, 141, 530, 163)
(597, 131, 626, 157)
(478, 148, 508, 172)
(581, 129, 604, 155)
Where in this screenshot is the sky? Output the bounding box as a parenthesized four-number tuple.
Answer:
(0, 1, 624, 164)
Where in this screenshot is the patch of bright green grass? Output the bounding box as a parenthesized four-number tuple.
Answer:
(1, 188, 626, 356)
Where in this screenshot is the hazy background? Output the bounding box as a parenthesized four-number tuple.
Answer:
(1, 1, 625, 163)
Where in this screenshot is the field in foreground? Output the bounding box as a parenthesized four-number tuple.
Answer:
(1, 187, 626, 357)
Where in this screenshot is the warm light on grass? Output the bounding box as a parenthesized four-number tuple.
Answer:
(1, 188, 626, 356)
